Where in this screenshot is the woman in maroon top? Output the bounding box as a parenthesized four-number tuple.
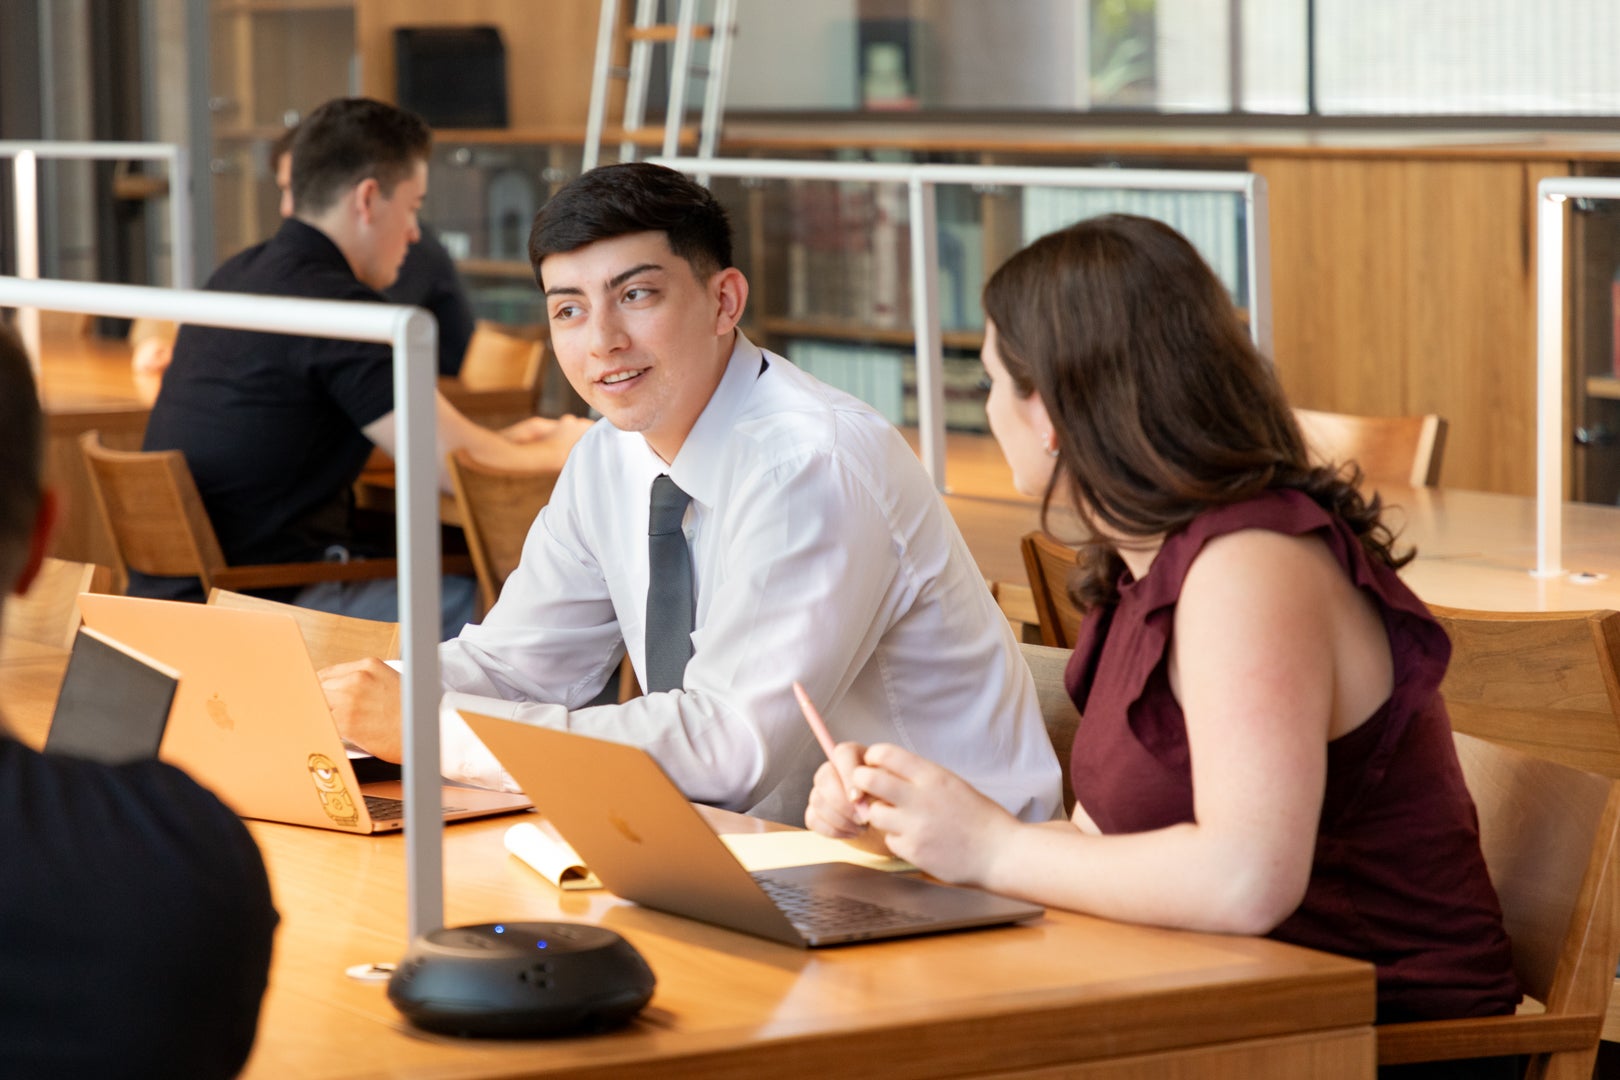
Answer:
(805, 215, 1519, 1077)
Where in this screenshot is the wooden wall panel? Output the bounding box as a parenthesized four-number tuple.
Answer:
(1257, 156, 1558, 495)
(355, 0, 603, 129)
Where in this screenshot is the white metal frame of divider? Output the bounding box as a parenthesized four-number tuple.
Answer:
(650, 156, 1270, 493)
(1, 141, 194, 371)
(0, 275, 447, 941)
(1534, 176, 1620, 580)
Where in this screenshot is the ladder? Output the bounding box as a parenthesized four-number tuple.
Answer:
(583, 0, 738, 173)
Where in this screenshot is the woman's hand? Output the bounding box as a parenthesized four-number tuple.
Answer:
(804, 740, 870, 838)
(851, 743, 1020, 886)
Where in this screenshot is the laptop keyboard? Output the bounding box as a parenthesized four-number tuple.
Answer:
(363, 794, 465, 822)
(752, 873, 934, 937)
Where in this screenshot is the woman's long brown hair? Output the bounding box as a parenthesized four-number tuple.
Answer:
(982, 214, 1408, 609)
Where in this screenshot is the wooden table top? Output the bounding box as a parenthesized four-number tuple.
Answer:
(0, 649, 1374, 1080)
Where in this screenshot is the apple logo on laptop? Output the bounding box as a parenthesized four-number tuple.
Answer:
(205, 692, 234, 730)
(609, 813, 643, 845)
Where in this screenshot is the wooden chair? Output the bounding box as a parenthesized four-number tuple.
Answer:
(444, 449, 640, 702)
(79, 430, 400, 597)
(38, 309, 93, 338)
(1020, 642, 1080, 814)
(1021, 531, 1085, 650)
(1429, 606, 1620, 778)
(458, 321, 546, 396)
(445, 448, 560, 617)
(1376, 732, 1620, 1077)
(990, 579, 1042, 644)
(207, 588, 399, 673)
(1293, 407, 1448, 489)
(1, 558, 114, 650)
(1428, 605, 1620, 1048)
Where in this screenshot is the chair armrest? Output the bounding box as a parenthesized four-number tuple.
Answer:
(1376, 1012, 1602, 1064)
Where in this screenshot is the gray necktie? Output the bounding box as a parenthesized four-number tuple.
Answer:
(644, 475, 694, 693)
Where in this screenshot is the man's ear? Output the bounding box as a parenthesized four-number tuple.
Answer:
(13, 490, 58, 597)
(712, 267, 748, 336)
(353, 177, 381, 226)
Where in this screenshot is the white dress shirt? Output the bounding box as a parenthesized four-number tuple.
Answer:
(436, 334, 1062, 824)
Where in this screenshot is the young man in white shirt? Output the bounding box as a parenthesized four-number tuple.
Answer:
(324, 162, 1060, 824)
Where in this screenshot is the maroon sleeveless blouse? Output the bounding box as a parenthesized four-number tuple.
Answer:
(1066, 489, 1519, 1023)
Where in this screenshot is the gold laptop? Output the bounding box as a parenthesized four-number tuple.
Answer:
(76, 594, 531, 834)
(461, 712, 1045, 947)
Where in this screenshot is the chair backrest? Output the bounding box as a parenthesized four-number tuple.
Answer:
(1456, 733, 1620, 1014)
(2, 558, 114, 650)
(1376, 732, 1620, 1075)
(207, 589, 400, 672)
(1430, 605, 1620, 778)
(445, 449, 560, 616)
(39, 309, 93, 338)
(458, 321, 546, 395)
(78, 430, 228, 593)
(1020, 642, 1080, 813)
(1021, 531, 1085, 650)
(990, 579, 1041, 644)
(1293, 407, 1448, 489)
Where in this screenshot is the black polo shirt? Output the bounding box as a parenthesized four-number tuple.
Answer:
(143, 218, 396, 574)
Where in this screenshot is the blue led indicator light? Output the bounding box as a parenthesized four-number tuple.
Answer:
(493, 925, 505, 934)
(537, 941, 548, 949)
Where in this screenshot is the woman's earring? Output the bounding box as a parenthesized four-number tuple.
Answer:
(1044, 433, 1060, 458)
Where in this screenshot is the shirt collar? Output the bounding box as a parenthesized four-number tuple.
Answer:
(274, 218, 379, 294)
(656, 332, 765, 509)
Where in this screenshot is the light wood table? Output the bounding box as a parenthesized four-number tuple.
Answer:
(955, 484, 1620, 616)
(1, 648, 1375, 1080)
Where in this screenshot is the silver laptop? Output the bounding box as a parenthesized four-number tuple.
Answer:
(44, 626, 178, 765)
(76, 594, 532, 834)
(460, 711, 1045, 947)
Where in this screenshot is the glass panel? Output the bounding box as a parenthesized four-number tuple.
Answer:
(1008, 185, 1250, 306)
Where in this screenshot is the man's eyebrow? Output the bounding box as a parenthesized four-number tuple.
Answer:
(608, 262, 664, 289)
(544, 262, 665, 299)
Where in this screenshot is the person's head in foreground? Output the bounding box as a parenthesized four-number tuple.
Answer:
(0, 322, 54, 603)
(0, 321, 279, 1077)
(528, 162, 748, 464)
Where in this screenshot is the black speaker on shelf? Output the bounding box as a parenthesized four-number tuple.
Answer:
(394, 26, 509, 129)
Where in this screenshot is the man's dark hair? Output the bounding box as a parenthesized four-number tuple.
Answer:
(0, 322, 43, 590)
(527, 162, 733, 288)
(290, 98, 432, 217)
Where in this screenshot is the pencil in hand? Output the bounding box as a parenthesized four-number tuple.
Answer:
(792, 681, 867, 823)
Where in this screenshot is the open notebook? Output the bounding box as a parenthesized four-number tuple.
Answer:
(504, 818, 914, 891)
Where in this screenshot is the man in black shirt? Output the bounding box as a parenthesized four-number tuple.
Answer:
(0, 322, 279, 1077)
(141, 98, 588, 629)
(274, 123, 476, 377)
